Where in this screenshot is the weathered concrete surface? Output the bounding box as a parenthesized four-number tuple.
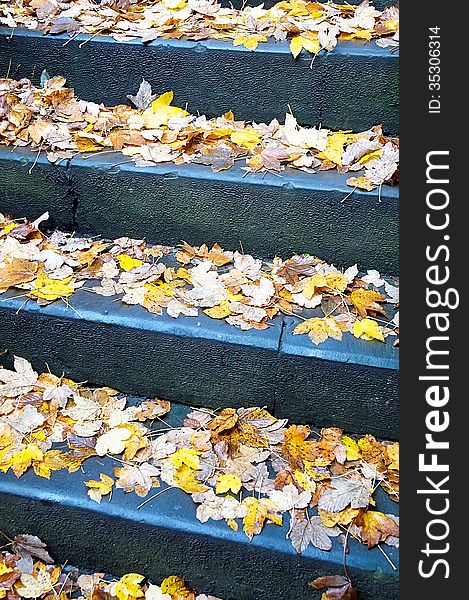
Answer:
(0, 145, 72, 228)
(0, 401, 399, 600)
(0, 289, 398, 438)
(277, 315, 399, 434)
(70, 153, 399, 274)
(0, 27, 398, 135)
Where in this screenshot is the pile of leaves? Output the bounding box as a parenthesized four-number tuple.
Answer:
(0, 356, 400, 556)
(0, 532, 362, 600)
(0, 76, 400, 190)
(0, 213, 399, 345)
(0, 533, 221, 600)
(0, 1, 400, 56)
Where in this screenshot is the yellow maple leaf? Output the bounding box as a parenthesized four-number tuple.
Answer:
(160, 576, 194, 598)
(32, 450, 66, 479)
(30, 271, 75, 301)
(2, 222, 19, 234)
(318, 133, 347, 166)
(230, 128, 262, 150)
(293, 469, 317, 492)
(10, 444, 43, 477)
(276, 0, 310, 16)
(216, 474, 242, 495)
(0, 564, 14, 576)
(232, 34, 267, 51)
(170, 448, 201, 470)
(318, 507, 360, 527)
(242, 497, 282, 540)
(142, 91, 189, 128)
(293, 317, 343, 345)
(162, 0, 187, 9)
(115, 574, 145, 600)
(341, 436, 361, 461)
(353, 318, 385, 342)
(74, 134, 104, 153)
(118, 254, 144, 272)
(325, 272, 348, 293)
(85, 473, 115, 503)
(290, 35, 320, 58)
(385, 19, 399, 32)
(387, 443, 399, 470)
(355, 510, 399, 548)
(302, 274, 327, 298)
(359, 148, 383, 164)
(173, 464, 209, 494)
(340, 30, 374, 42)
(204, 302, 231, 319)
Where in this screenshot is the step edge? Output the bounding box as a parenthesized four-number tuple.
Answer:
(0, 457, 399, 575)
(1, 26, 399, 60)
(0, 143, 400, 199)
(0, 288, 399, 371)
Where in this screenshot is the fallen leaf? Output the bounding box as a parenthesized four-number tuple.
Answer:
(216, 474, 242, 495)
(354, 510, 400, 548)
(290, 516, 340, 553)
(0, 357, 38, 398)
(352, 318, 385, 342)
(85, 473, 115, 503)
(293, 317, 343, 345)
(115, 573, 145, 600)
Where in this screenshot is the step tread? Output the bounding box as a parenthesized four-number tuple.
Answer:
(0, 458, 399, 569)
(3, 25, 398, 58)
(0, 395, 399, 600)
(70, 150, 400, 196)
(0, 288, 399, 370)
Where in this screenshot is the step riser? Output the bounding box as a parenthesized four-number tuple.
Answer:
(0, 471, 399, 600)
(0, 290, 399, 438)
(0, 147, 399, 274)
(0, 147, 73, 229)
(0, 28, 398, 135)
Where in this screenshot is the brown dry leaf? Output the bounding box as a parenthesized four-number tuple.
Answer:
(11, 535, 53, 568)
(134, 400, 171, 421)
(207, 408, 278, 454)
(0, 258, 38, 291)
(350, 288, 386, 318)
(354, 510, 400, 548)
(277, 255, 322, 284)
(309, 575, 358, 600)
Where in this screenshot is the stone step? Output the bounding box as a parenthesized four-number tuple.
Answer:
(0, 400, 399, 600)
(0, 24, 398, 135)
(0, 286, 399, 438)
(0, 145, 399, 274)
